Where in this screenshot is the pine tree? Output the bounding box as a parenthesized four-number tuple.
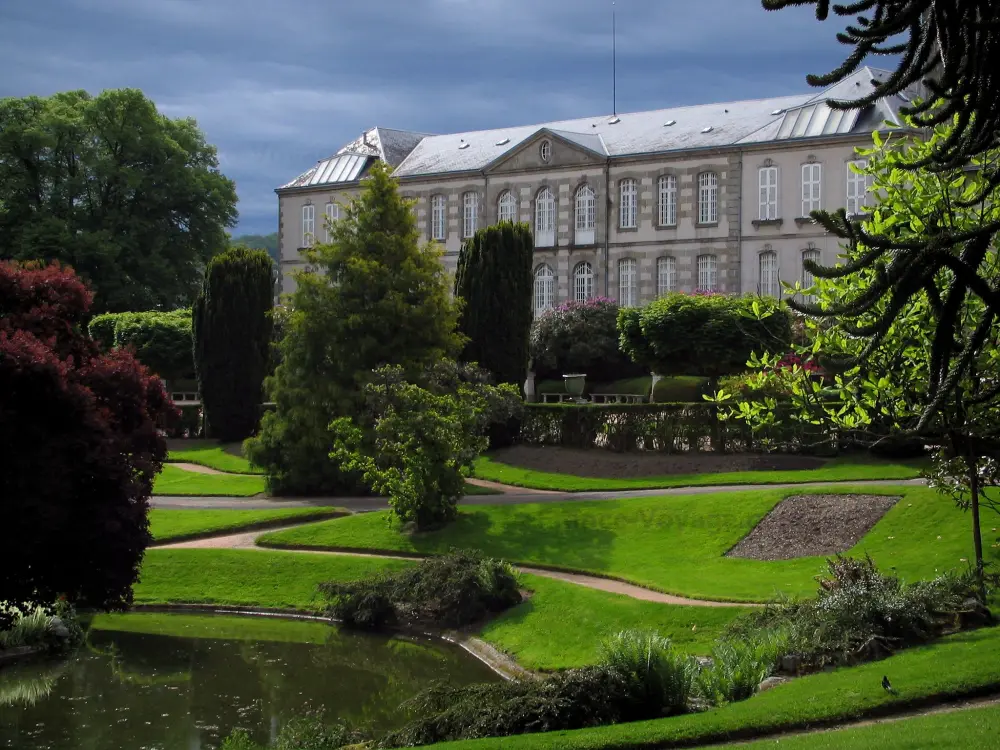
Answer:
(453, 221, 534, 447)
(245, 162, 462, 495)
(193, 247, 274, 442)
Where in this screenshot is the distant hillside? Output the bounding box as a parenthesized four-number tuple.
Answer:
(231, 232, 278, 266)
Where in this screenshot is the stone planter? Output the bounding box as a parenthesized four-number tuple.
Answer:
(563, 373, 587, 397)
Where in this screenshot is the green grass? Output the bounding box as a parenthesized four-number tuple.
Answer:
(166, 440, 263, 474)
(134, 548, 412, 612)
(152, 463, 268, 496)
(474, 454, 926, 492)
(422, 625, 1000, 749)
(462, 482, 503, 496)
(260, 485, 997, 603)
(484, 574, 746, 671)
(148, 508, 347, 542)
(717, 703, 1000, 749)
(90, 611, 335, 644)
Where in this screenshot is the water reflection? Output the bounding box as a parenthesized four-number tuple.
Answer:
(0, 613, 497, 749)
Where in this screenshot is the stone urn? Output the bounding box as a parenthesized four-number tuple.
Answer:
(523, 370, 537, 403)
(563, 373, 587, 399)
(650, 371, 664, 402)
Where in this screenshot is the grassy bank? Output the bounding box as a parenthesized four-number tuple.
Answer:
(148, 508, 346, 542)
(260, 485, 993, 602)
(165, 441, 263, 474)
(153, 464, 268, 496)
(473, 454, 926, 492)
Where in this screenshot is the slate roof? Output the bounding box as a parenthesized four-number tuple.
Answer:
(278, 67, 916, 190)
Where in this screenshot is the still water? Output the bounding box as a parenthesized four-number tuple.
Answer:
(0, 612, 499, 749)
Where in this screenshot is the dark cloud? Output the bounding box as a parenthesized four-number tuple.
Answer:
(1, 0, 860, 235)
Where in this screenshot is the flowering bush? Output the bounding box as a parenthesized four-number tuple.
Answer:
(529, 297, 645, 382)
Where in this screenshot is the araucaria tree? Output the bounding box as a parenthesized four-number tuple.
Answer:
(245, 162, 462, 495)
(193, 247, 274, 442)
(0, 88, 238, 313)
(454, 222, 533, 446)
(0, 261, 172, 609)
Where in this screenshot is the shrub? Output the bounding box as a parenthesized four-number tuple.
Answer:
(193, 246, 274, 441)
(89, 309, 195, 381)
(0, 599, 85, 654)
(321, 549, 522, 632)
(598, 630, 698, 716)
(530, 298, 645, 382)
(697, 630, 787, 705)
(725, 555, 991, 671)
(618, 293, 792, 379)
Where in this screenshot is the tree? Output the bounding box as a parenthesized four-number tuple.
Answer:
(193, 247, 274, 441)
(715, 118, 1000, 588)
(89, 309, 195, 382)
(0, 89, 237, 313)
(245, 162, 462, 495)
(454, 221, 533, 447)
(0, 261, 172, 610)
(330, 361, 521, 528)
(761, 0, 1000, 417)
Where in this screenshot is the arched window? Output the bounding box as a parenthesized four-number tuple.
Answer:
(573, 261, 594, 301)
(618, 257, 637, 307)
(535, 187, 555, 247)
(462, 192, 479, 238)
(619, 178, 637, 228)
(301, 204, 315, 247)
(698, 172, 719, 224)
(697, 253, 718, 292)
(656, 256, 676, 296)
(802, 247, 821, 302)
(430, 194, 446, 240)
(657, 175, 677, 226)
(497, 190, 516, 223)
(533, 264, 555, 313)
(324, 202, 339, 243)
(575, 185, 596, 244)
(759, 250, 779, 297)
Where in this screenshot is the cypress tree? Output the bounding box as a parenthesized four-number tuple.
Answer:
(454, 221, 534, 446)
(193, 246, 274, 442)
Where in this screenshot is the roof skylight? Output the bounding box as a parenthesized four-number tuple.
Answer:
(771, 109, 785, 116)
(664, 120, 676, 126)
(495, 137, 510, 146)
(608, 116, 621, 124)
(701, 126, 714, 133)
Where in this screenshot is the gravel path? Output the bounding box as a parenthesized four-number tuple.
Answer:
(155, 525, 752, 608)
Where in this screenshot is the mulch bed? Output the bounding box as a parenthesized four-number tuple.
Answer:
(489, 446, 826, 479)
(727, 494, 900, 561)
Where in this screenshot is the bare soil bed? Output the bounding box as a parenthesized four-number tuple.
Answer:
(489, 446, 826, 479)
(727, 493, 900, 561)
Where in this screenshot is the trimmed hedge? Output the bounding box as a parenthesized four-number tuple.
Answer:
(521, 403, 828, 454)
(88, 309, 194, 381)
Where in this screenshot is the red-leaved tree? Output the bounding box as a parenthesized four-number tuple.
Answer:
(0, 261, 174, 610)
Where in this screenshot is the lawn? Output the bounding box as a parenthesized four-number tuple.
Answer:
(260, 485, 998, 602)
(717, 702, 1000, 749)
(423, 624, 1000, 750)
(473, 454, 926, 492)
(148, 508, 346, 542)
(152, 463, 268, 496)
(90, 611, 335, 644)
(165, 440, 263, 474)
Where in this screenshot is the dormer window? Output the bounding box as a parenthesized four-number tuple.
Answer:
(539, 140, 551, 163)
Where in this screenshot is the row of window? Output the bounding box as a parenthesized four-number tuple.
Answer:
(758, 248, 821, 299)
(532, 255, 718, 314)
(757, 160, 871, 220)
(300, 202, 341, 247)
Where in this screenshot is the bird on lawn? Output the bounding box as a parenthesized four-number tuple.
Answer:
(882, 675, 896, 694)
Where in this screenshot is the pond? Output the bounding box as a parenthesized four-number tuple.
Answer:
(0, 612, 500, 749)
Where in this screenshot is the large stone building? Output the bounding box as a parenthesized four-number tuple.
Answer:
(276, 67, 915, 312)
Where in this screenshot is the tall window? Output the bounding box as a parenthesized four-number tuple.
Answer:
(535, 187, 555, 247)
(533, 264, 555, 313)
(497, 190, 516, 223)
(697, 254, 718, 292)
(758, 166, 778, 220)
(573, 261, 594, 301)
(619, 178, 637, 228)
(656, 256, 676, 296)
(801, 163, 822, 215)
(324, 202, 339, 243)
(657, 175, 677, 226)
(301, 204, 315, 247)
(431, 195, 446, 240)
(618, 257, 637, 307)
(462, 192, 478, 238)
(802, 247, 821, 302)
(846, 160, 870, 215)
(759, 250, 779, 297)
(698, 172, 718, 224)
(575, 185, 596, 244)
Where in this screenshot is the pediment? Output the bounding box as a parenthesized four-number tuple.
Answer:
(486, 128, 607, 174)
